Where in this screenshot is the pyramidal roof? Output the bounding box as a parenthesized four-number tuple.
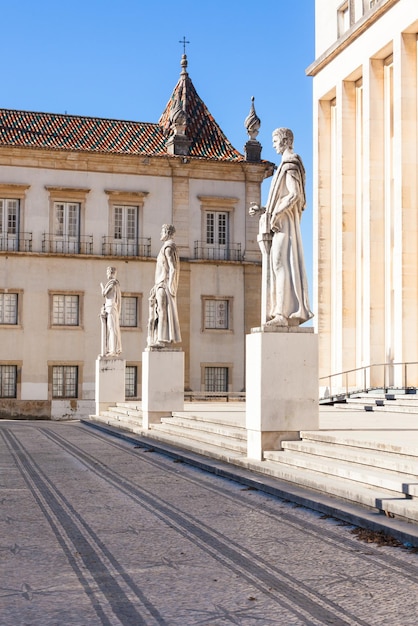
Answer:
(159, 54, 244, 161)
(0, 55, 245, 162)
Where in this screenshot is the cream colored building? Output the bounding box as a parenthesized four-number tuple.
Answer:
(308, 0, 418, 396)
(0, 55, 273, 419)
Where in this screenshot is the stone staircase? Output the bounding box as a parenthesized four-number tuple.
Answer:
(84, 399, 418, 526)
(86, 402, 248, 462)
(332, 390, 418, 414)
(259, 430, 418, 523)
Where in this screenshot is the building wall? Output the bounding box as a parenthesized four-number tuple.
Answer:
(0, 148, 268, 417)
(310, 0, 418, 395)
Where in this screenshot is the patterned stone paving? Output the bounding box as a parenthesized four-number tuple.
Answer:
(1, 421, 417, 625)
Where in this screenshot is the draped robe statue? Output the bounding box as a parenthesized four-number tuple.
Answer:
(100, 266, 122, 356)
(249, 128, 313, 327)
(147, 224, 182, 348)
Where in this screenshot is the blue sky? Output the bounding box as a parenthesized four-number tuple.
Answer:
(2, 0, 315, 289)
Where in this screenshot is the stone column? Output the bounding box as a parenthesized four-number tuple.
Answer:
(142, 348, 184, 429)
(95, 356, 126, 415)
(246, 327, 319, 461)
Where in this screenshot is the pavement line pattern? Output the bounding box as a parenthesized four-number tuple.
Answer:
(2, 421, 418, 625)
(81, 427, 418, 586)
(2, 427, 165, 626)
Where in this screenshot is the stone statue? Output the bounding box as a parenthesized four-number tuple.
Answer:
(147, 224, 182, 348)
(249, 127, 313, 327)
(100, 266, 122, 356)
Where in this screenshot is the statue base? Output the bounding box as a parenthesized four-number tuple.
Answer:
(246, 326, 318, 461)
(142, 349, 184, 429)
(95, 355, 126, 415)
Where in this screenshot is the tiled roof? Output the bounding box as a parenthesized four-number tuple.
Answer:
(0, 109, 167, 156)
(0, 61, 245, 162)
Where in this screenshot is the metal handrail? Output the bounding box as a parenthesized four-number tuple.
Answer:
(194, 241, 242, 262)
(319, 361, 418, 400)
(102, 236, 151, 258)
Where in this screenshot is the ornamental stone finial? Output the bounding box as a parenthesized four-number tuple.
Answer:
(245, 96, 261, 140)
(244, 97, 262, 162)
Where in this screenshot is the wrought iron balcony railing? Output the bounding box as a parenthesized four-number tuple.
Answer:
(102, 237, 151, 258)
(194, 241, 242, 262)
(0, 233, 33, 252)
(42, 234, 93, 254)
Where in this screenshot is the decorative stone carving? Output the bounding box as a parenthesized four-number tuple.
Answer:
(244, 97, 262, 162)
(100, 266, 122, 356)
(249, 127, 313, 327)
(147, 224, 182, 349)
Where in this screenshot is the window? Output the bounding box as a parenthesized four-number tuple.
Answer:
(0, 292, 18, 324)
(104, 190, 149, 257)
(45, 187, 90, 254)
(120, 295, 140, 328)
(54, 202, 79, 238)
(0, 365, 17, 398)
(52, 366, 78, 398)
(338, 2, 350, 36)
(203, 298, 231, 330)
(204, 367, 229, 392)
(125, 365, 137, 398)
(0, 199, 19, 251)
(206, 211, 228, 246)
(0, 184, 30, 252)
(112, 205, 138, 255)
(196, 195, 240, 261)
(51, 294, 79, 326)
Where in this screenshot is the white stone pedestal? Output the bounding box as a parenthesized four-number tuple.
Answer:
(95, 356, 126, 415)
(246, 326, 318, 461)
(142, 349, 184, 429)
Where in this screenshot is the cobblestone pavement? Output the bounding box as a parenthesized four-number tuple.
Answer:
(1, 421, 418, 626)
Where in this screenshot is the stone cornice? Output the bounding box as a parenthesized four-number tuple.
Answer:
(0, 183, 30, 197)
(306, 0, 399, 77)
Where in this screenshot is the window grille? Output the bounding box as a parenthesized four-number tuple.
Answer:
(52, 295, 79, 326)
(0, 293, 18, 324)
(0, 365, 17, 398)
(205, 367, 229, 392)
(52, 366, 78, 398)
(125, 366, 137, 398)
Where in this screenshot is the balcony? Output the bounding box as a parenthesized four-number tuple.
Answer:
(0, 232, 32, 252)
(194, 241, 242, 262)
(102, 237, 151, 258)
(42, 234, 93, 254)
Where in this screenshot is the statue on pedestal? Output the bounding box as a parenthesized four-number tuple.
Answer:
(147, 224, 182, 349)
(249, 127, 313, 327)
(100, 266, 122, 356)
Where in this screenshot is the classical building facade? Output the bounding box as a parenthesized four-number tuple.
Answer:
(308, 0, 418, 395)
(0, 55, 273, 418)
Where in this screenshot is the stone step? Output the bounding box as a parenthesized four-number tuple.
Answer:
(162, 415, 247, 440)
(143, 427, 246, 464)
(280, 439, 418, 476)
(300, 430, 418, 457)
(86, 414, 144, 435)
(151, 420, 247, 454)
(242, 459, 418, 522)
(263, 449, 418, 496)
(101, 407, 142, 420)
(115, 402, 143, 411)
(172, 411, 245, 428)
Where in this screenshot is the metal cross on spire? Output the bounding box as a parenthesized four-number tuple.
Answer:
(179, 36, 190, 55)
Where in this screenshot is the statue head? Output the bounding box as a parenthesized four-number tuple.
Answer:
(272, 127, 294, 153)
(106, 266, 117, 278)
(161, 224, 176, 240)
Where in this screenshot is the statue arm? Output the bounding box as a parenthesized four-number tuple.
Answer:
(165, 247, 178, 296)
(270, 170, 302, 226)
